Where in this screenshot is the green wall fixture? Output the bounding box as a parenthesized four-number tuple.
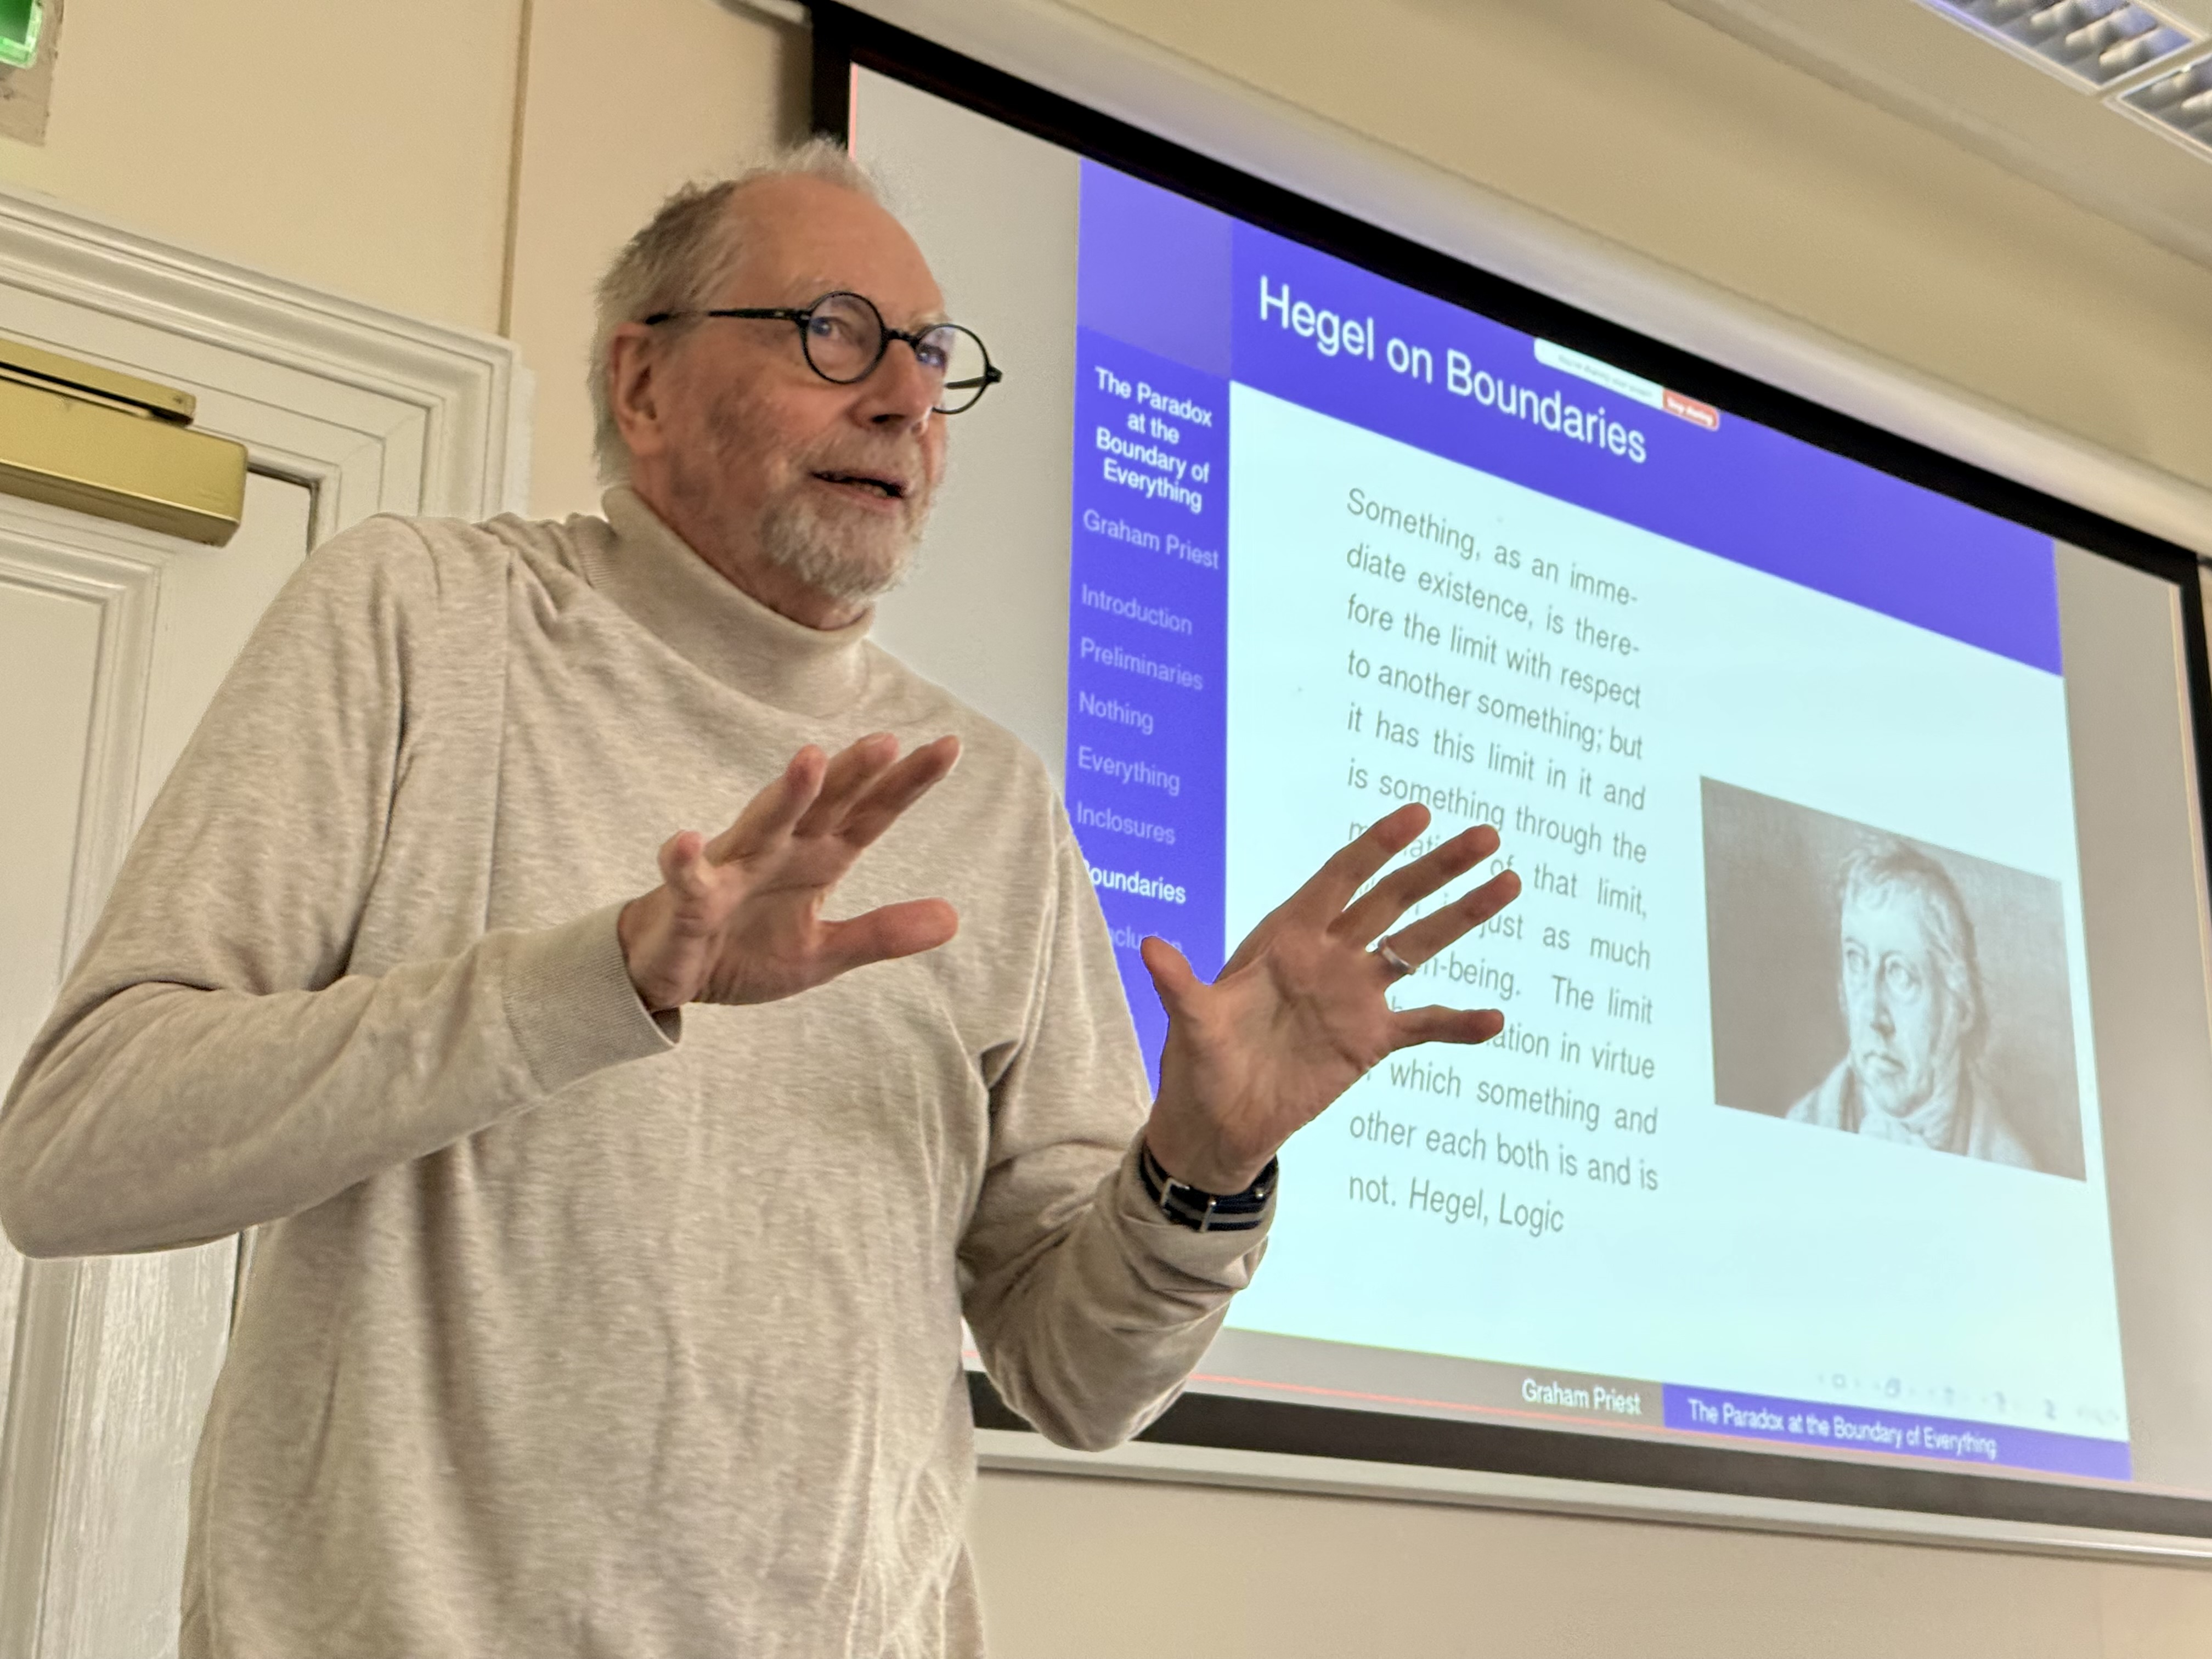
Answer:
(0, 0, 41, 70)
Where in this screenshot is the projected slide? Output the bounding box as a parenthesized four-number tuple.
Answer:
(1061, 161, 2126, 1482)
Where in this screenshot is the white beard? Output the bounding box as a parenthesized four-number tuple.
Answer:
(757, 488, 927, 605)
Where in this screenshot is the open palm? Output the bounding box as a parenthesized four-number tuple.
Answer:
(1141, 804, 1521, 1192)
(619, 732, 963, 1013)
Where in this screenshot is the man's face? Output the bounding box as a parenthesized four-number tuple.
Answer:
(616, 175, 951, 619)
(1839, 889, 1960, 1120)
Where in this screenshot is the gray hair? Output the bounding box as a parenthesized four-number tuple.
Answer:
(1837, 837, 1987, 1059)
(588, 138, 889, 484)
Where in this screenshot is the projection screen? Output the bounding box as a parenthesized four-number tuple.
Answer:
(820, 3, 2212, 1550)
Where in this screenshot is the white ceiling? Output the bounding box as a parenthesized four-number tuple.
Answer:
(1658, 0, 2212, 269)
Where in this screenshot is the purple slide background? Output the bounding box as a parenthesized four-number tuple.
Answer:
(1080, 160, 2061, 674)
(1664, 1383, 2131, 1481)
(1063, 322, 1230, 1085)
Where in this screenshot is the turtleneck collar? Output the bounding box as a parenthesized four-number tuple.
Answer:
(582, 486, 876, 718)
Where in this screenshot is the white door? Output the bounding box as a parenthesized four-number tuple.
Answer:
(0, 187, 523, 1659)
(0, 473, 314, 1658)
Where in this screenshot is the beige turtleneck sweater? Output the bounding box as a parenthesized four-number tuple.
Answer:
(0, 490, 1270, 1659)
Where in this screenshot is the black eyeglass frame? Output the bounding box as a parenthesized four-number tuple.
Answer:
(641, 290, 1004, 414)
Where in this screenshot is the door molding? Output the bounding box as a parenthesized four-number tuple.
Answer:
(0, 185, 529, 526)
(0, 184, 528, 1659)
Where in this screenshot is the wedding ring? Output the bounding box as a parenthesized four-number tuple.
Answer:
(1373, 938, 1416, 980)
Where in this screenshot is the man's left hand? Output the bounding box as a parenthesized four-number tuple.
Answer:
(1138, 804, 1522, 1194)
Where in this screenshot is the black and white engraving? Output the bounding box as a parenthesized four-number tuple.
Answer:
(1703, 778, 2085, 1179)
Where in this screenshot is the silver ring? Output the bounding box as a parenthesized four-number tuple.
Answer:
(1373, 938, 1416, 980)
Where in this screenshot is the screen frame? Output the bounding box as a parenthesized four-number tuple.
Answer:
(812, 0, 2212, 1548)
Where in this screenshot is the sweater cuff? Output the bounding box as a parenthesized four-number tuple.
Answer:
(1109, 1135, 1275, 1268)
(500, 901, 679, 1094)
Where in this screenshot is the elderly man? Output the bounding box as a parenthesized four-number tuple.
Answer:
(0, 143, 1518, 1658)
(1788, 839, 2032, 1167)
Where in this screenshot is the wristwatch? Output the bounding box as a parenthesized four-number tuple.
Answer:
(1137, 1140, 1277, 1233)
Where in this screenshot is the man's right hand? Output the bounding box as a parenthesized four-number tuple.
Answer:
(617, 732, 963, 1014)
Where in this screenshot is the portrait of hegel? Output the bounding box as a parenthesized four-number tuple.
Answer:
(1787, 838, 2034, 1167)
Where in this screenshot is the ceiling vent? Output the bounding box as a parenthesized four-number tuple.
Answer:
(2118, 52, 2212, 149)
(1918, 1, 2202, 88)
(1916, 1, 2212, 157)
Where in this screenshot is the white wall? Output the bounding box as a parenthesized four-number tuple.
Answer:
(0, 0, 803, 516)
(972, 1471, 2212, 1659)
(0, 0, 524, 330)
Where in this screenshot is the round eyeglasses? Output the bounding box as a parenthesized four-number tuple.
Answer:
(642, 290, 1003, 415)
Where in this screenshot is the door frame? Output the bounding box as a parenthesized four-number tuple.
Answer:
(0, 184, 527, 1659)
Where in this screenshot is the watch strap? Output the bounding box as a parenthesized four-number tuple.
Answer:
(1137, 1140, 1276, 1233)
